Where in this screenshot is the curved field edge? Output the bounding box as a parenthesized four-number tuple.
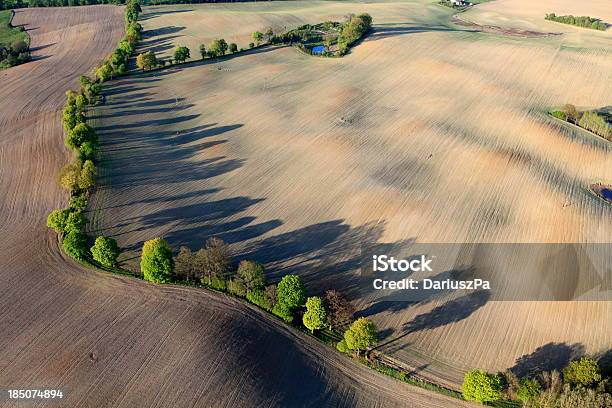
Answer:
(89, 0, 611, 382)
(0, 5, 473, 408)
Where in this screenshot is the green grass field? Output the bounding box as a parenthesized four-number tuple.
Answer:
(0, 10, 28, 48)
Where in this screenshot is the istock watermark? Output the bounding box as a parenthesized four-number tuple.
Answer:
(359, 243, 611, 301)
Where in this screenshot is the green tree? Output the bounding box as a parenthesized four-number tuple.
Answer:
(461, 369, 503, 403)
(91, 236, 120, 267)
(516, 378, 541, 404)
(62, 102, 80, 131)
(336, 339, 349, 353)
(252, 31, 263, 45)
(229, 43, 238, 53)
(59, 160, 82, 191)
(343, 317, 377, 353)
(272, 274, 306, 322)
(65, 123, 95, 150)
(199, 44, 206, 59)
(62, 231, 88, 260)
(236, 260, 265, 292)
(47, 209, 70, 233)
(246, 289, 272, 311)
(209, 39, 228, 57)
(95, 63, 113, 82)
(173, 46, 190, 63)
(563, 357, 602, 387)
(78, 160, 96, 190)
(136, 51, 157, 71)
(302, 296, 327, 333)
(75, 93, 87, 110)
(69, 193, 89, 211)
(64, 211, 87, 233)
(141, 238, 173, 283)
(79, 141, 95, 161)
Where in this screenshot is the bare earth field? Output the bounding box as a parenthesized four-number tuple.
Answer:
(0, 6, 471, 407)
(89, 0, 612, 385)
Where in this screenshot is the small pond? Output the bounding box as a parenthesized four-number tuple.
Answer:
(311, 45, 326, 54)
(602, 188, 612, 201)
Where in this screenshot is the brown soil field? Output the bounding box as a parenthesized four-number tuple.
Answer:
(0, 5, 470, 408)
(89, 0, 612, 385)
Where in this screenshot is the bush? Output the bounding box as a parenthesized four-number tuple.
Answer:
(69, 192, 88, 211)
(272, 302, 294, 323)
(62, 103, 81, 132)
(65, 123, 95, 150)
(516, 378, 541, 404)
(302, 296, 327, 333)
(141, 238, 173, 283)
(336, 339, 349, 353)
(461, 369, 503, 403)
(78, 141, 95, 161)
(10, 39, 28, 54)
(563, 357, 602, 387)
(209, 276, 227, 291)
(246, 289, 272, 311)
(78, 160, 97, 190)
(229, 43, 238, 53)
(91, 236, 120, 267)
(64, 210, 87, 233)
(551, 110, 568, 120)
(343, 317, 377, 353)
(62, 231, 88, 260)
(47, 208, 70, 233)
(227, 279, 246, 297)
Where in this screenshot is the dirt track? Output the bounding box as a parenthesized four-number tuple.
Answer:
(0, 6, 471, 407)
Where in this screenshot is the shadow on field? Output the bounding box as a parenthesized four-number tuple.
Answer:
(510, 342, 585, 377)
(375, 290, 491, 353)
(366, 23, 477, 42)
(139, 9, 193, 22)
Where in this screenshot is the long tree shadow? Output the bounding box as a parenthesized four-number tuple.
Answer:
(92, 72, 281, 259)
(366, 23, 477, 41)
(510, 342, 585, 377)
(375, 290, 491, 353)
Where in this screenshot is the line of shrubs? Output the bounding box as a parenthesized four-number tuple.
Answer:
(461, 357, 612, 406)
(96, 0, 142, 81)
(550, 104, 611, 142)
(135, 38, 249, 71)
(46, 1, 142, 266)
(545, 13, 608, 31)
(139, 236, 379, 354)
